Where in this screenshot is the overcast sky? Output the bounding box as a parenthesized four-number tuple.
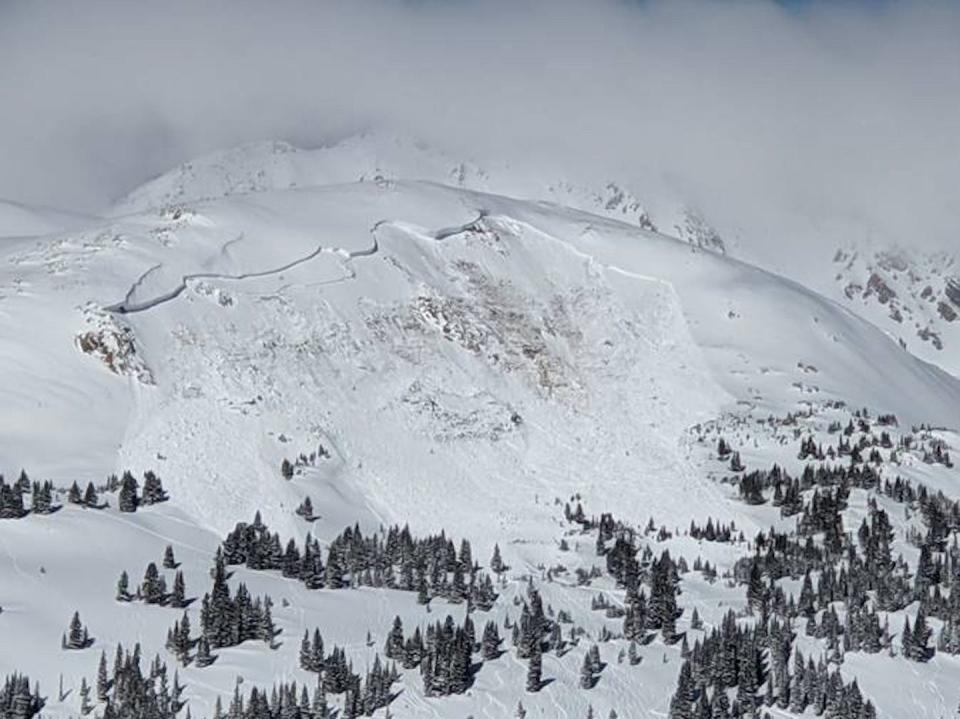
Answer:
(1, 0, 957, 250)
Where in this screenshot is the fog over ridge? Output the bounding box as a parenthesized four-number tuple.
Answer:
(0, 0, 957, 252)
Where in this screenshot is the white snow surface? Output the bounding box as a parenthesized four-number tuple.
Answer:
(0, 142, 959, 718)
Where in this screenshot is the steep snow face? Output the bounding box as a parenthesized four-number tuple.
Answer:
(3, 177, 959, 540)
(101, 182, 731, 540)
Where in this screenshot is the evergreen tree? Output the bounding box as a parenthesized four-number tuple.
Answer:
(901, 615, 913, 658)
(195, 637, 215, 668)
(63, 611, 90, 650)
(295, 496, 315, 521)
(910, 607, 933, 662)
(481, 621, 501, 660)
(140, 562, 166, 605)
(526, 642, 542, 692)
(171, 571, 186, 608)
(97, 650, 110, 701)
(116, 570, 131, 602)
(491, 544, 507, 575)
(79, 677, 93, 715)
(580, 651, 595, 689)
(385, 616, 404, 660)
(141, 471, 168, 505)
(83, 482, 99, 508)
(118, 472, 138, 513)
(312, 682, 329, 718)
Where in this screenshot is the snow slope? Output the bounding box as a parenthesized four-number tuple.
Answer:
(1, 148, 959, 718)
(5, 178, 959, 535)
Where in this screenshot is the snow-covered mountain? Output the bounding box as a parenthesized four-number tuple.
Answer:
(1, 140, 959, 719)
(830, 244, 960, 376)
(114, 134, 728, 254)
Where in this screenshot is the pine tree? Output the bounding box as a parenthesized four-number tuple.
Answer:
(326, 550, 344, 590)
(416, 565, 429, 605)
(141, 471, 167, 505)
(79, 677, 93, 715)
(97, 650, 110, 701)
(295, 496, 315, 521)
(729, 451, 745, 472)
(669, 661, 694, 719)
(63, 611, 89, 650)
(167, 611, 191, 662)
(118, 472, 138, 513)
(459, 539, 473, 575)
(526, 642, 542, 692)
(0, 475, 26, 518)
(482, 621, 501, 660)
(580, 651, 595, 689)
(746, 561, 766, 612)
(385, 616, 404, 660)
(260, 601, 276, 645)
(195, 636, 214, 668)
(910, 607, 933, 661)
(116, 570, 131, 601)
(171, 570, 186, 608)
(140, 562, 165, 604)
(901, 615, 913, 658)
(312, 629, 325, 671)
(312, 682, 329, 718)
(717, 437, 730, 458)
(491, 544, 507, 575)
(163, 545, 177, 569)
(690, 607, 702, 630)
(300, 630, 317, 672)
(83, 482, 99, 507)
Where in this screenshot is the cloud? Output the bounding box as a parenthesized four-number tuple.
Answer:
(0, 0, 957, 252)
